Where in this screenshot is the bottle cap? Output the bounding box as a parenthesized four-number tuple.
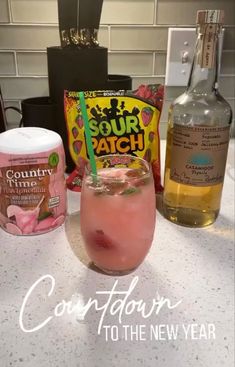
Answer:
(196, 10, 224, 25)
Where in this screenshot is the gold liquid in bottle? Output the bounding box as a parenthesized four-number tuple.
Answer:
(164, 127, 224, 227)
(163, 10, 232, 227)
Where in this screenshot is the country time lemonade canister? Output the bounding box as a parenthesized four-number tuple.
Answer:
(0, 127, 67, 235)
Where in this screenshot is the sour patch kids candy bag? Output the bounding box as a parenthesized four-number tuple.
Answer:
(64, 86, 163, 192)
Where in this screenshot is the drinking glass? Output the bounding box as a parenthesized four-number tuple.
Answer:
(80, 154, 156, 275)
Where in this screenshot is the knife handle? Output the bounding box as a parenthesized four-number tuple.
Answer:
(57, 0, 78, 47)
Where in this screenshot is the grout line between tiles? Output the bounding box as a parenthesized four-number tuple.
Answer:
(14, 50, 47, 54)
(108, 25, 111, 50)
(153, 0, 158, 25)
(0, 49, 167, 55)
(0, 75, 167, 79)
(108, 50, 165, 55)
(0, 75, 48, 78)
(7, 0, 13, 23)
(152, 52, 156, 75)
(1, 22, 235, 28)
(13, 51, 18, 76)
(0, 49, 49, 53)
(132, 75, 165, 79)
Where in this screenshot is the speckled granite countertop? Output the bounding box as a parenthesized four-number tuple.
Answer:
(0, 141, 234, 367)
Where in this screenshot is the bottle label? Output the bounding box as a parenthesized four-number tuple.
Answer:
(170, 124, 230, 186)
(0, 146, 66, 235)
(199, 24, 219, 68)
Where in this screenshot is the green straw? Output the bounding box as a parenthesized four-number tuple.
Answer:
(79, 91, 97, 177)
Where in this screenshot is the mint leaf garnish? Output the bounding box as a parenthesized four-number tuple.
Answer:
(121, 187, 141, 195)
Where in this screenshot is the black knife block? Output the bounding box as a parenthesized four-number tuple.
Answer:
(47, 46, 108, 97)
(47, 46, 108, 172)
(47, 46, 132, 172)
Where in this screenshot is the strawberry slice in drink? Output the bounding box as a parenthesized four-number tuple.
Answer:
(124, 168, 149, 188)
(125, 168, 144, 179)
(86, 230, 116, 250)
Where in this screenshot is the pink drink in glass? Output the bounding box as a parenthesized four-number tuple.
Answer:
(80, 154, 156, 274)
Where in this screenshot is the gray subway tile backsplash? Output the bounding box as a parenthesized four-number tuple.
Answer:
(132, 76, 165, 90)
(0, 52, 16, 75)
(223, 27, 235, 50)
(0, 25, 60, 50)
(156, 0, 235, 25)
(101, 0, 155, 25)
(221, 51, 235, 75)
(109, 26, 235, 53)
(17, 52, 48, 76)
(10, 0, 58, 24)
(0, 25, 108, 50)
(154, 53, 167, 75)
(219, 76, 235, 98)
(10, 0, 155, 25)
(108, 52, 153, 76)
(0, 77, 49, 99)
(0, 0, 9, 23)
(0, 0, 234, 130)
(110, 27, 168, 51)
(3, 100, 21, 126)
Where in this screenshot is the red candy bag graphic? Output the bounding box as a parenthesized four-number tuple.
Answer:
(64, 85, 164, 192)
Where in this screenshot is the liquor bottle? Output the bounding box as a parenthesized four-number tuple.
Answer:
(163, 10, 232, 227)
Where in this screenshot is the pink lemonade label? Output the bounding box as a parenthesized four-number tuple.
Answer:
(0, 144, 67, 235)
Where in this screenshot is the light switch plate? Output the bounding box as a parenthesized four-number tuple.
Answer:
(165, 28, 196, 87)
(165, 28, 224, 87)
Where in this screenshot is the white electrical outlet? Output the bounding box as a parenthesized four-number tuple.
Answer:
(165, 27, 224, 87)
(165, 28, 196, 87)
